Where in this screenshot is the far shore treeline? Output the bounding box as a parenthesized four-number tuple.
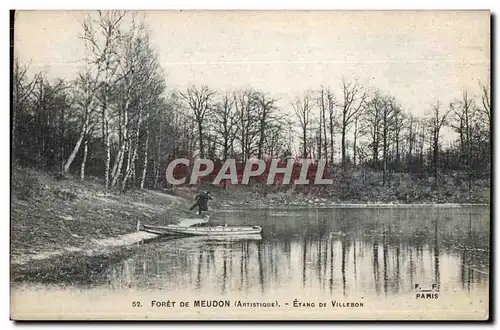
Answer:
(12, 11, 491, 198)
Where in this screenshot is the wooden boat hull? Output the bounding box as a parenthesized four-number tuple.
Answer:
(166, 225, 263, 236)
(142, 224, 189, 236)
(143, 224, 262, 236)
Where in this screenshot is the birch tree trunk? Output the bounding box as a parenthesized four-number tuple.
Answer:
(63, 73, 94, 174)
(102, 91, 111, 189)
(111, 101, 129, 187)
(110, 107, 123, 184)
(63, 125, 85, 174)
(140, 125, 150, 189)
(80, 136, 89, 181)
(154, 124, 162, 188)
(123, 139, 134, 188)
(63, 102, 91, 174)
(140, 112, 150, 189)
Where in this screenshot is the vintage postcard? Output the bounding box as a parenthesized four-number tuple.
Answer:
(10, 10, 491, 321)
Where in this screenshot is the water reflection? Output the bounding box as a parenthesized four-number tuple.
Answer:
(100, 207, 490, 298)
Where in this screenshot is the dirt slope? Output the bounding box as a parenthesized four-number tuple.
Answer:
(11, 166, 194, 265)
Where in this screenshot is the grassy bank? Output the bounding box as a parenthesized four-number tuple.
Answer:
(10, 165, 199, 266)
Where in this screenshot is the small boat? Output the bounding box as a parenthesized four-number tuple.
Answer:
(142, 223, 262, 236)
(139, 216, 262, 237)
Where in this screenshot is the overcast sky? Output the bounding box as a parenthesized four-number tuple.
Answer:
(14, 10, 490, 143)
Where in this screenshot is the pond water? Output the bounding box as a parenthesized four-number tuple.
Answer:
(100, 207, 490, 299)
(12, 206, 490, 320)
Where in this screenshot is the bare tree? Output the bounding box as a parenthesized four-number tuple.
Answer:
(292, 90, 314, 159)
(325, 88, 337, 164)
(28, 74, 70, 168)
(340, 78, 368, 170)
(479, 81, 491, 134)
(212, 92, 238, 160)
(317, 86, 333, 161)
(180, 85, 215, 158)
(110, 25, 141, 187)
(404, 113, 418, 170)
(63, 70, 98, 175)
(450, 90, 476, 190)
(123, 38, 165, 191)
(429, 101, 450, 186)
(352, 109, 367, 167)
(381, 94, 396, 185)
(253, 92, 277, 159)
(364, 91, 383, 165)
(234, 89, 259, 162)
(82, 10, 128, 189)
(392, 105, 405, 168)
(12, 57, 37, 152)
(264, 115, 290, 159)
(112, 20, 158, 189)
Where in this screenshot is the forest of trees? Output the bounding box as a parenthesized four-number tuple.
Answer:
(12, 11, 491, 194)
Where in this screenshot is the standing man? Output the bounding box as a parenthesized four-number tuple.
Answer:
(189, 191, 213, 215)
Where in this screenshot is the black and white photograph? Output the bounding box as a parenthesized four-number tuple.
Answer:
(10, 9, 491, 320)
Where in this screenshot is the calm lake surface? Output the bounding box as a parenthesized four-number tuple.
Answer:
(98, 206, 490, 300)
